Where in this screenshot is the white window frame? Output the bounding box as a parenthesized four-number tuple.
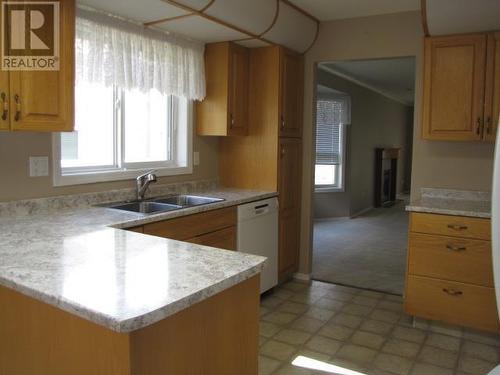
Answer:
(52, 94, 193, 187)
(315, 122, 347, 193)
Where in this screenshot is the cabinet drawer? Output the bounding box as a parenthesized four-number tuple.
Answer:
(405, 275, 498, 332)
(185, 226, 236, 251)
(143, 207, 236, 240)
(408, 233, 493, 286)
(410, 212, 491, 240)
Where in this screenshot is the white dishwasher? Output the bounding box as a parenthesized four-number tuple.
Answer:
(237, 198, 279, 293)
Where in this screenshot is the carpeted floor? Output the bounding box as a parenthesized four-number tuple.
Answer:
(312, 200, 409, 295)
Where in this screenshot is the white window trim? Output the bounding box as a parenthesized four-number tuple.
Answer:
(315, 122, 347, 193)
(52, 101, 193, 187)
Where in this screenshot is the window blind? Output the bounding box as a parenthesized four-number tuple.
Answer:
(315, 97, 348, 165)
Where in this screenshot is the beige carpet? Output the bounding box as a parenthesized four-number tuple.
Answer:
(312, 201, 408, 295)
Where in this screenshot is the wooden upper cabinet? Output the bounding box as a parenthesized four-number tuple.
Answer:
(197, 42, 249, 136)
(422, 34, 487, 141)
(0, 70, 9, 131)
(280, 50, 303, 138)
(0, 0, 74, 132)
(2, 0, 74, 132)
(484, 32, 500, 142)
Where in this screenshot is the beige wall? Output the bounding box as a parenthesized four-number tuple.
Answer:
(314, 69, 413, 219)
(0, 129, 219, 201)
(300, 11, 495, 275)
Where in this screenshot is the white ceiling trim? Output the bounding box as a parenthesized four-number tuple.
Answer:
(318, 64, 413, 106)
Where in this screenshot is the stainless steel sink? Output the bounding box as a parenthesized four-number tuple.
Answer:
(151, 195, 224, 207)
(100, 194, 223, 214)
(107, 201, 182, 214)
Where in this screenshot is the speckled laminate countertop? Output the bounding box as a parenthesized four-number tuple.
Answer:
(0, 188, 275, 333)
(406, 188, 491, 218)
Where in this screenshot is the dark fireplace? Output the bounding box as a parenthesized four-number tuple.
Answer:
(374, 148, 400, 207)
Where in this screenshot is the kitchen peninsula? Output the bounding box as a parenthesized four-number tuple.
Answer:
(0, 188, 273, 375)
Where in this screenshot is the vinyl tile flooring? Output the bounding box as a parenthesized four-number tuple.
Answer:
(312, 201, 409, 295)
(259, 279, 500, 375)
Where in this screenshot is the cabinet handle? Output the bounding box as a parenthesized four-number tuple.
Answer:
(446, 244, 466, 252)
(476, 117, 482, 135)
(447, 224, 468, 231)
(442, 288, 463, 296)
(0, 92, 7, 121)
(230, 113, 234, 129)
(486, 116, 492, 135)
(281, 115, 285, 130)
(14, 94, 20, 122)
(280, 147, 285, 158)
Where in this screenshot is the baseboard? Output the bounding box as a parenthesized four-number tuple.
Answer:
(349, 206, 373, 219)
(293, 273, 312, 282)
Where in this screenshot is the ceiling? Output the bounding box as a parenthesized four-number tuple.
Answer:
(288, 0, 420, 21)
(77, 0, 318, 52)
(320, 57, 416, 105)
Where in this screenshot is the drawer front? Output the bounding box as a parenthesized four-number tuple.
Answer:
(143, 207, 236, 240)
(408, 233, 493, 286)
(186, 226, 236, 251)
(410, 212, 491, 240)
(405, 275, 498, 332)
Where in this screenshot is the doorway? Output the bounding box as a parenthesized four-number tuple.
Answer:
(311, 57, 416, 295)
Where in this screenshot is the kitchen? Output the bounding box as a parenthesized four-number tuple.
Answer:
(0, 1, 500, 375)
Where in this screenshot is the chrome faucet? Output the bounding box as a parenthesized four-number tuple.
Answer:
(136, 170, 157, 201)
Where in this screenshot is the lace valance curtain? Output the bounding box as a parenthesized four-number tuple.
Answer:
(76, 8, 206, 101)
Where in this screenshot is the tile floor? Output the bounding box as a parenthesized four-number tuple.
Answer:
(313, 201, 409, 295)
(259, 280, 500, 375)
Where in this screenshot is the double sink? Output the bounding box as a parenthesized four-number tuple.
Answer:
(103, 195, 224, 215)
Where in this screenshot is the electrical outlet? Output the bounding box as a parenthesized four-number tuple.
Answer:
(193, 151, 200, 166)
(29, 156, 49, 177)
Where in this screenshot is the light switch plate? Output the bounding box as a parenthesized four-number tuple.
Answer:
(29, 156, 49, 177)
(193, 151, 200, 166)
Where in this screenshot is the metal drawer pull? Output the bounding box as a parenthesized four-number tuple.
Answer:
(442, 288, 463, 296)
(447, 224, 468, 231)
(446, 244, 466, 252)
(0, 92, 7, 120)
(14, 94, 20, 121)
(229, 113, 234, 128)
(281, 115, 285, 130)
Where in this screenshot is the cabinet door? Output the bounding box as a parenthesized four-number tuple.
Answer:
(278, 138, 302, 277)
(485, 32, 500, 142)
(280, 50, 303, 138)
(0, 67, 9, 131)
(228, 44, 249, 136)
(9, 0, 74, 132)
(422, 34, 487, 141)
(0, 2, 8, 130)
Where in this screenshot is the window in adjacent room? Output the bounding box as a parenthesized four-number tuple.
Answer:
(314, 94, 350, 192)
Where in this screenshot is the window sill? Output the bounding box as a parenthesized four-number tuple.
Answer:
(53, 165, 193, 187)
(315, 186, 345, 193)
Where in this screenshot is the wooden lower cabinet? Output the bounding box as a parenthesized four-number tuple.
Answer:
(278, 209, 300, 280)
(278, 138, 302, 281)
(186, 226, 236, 251)
(405, 212, 498, 332)
(0, 276, 260, 375)
(406, 275, 498, 332)
(142, 207, 237, 250)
